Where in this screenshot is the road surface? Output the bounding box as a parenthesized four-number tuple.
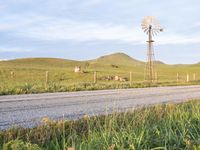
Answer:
(1, 85, 200, 130)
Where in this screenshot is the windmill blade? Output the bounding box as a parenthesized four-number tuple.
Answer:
(152, 31, 154, 36)
(152, 30, 158, 36)
(153, 30, 158, 36)
(143, 28, 148, 32)
(141, 16, 163, 33)
(144, 28, 149, 33)
(154, 28, 163, 35)
(152, 31, 156, 36)
(142, 25, 147, 29)
(142, 25, 148, 30)
(142, 27, 147, 30)
(141, 16, 163, 37)
(141, 22, 148, 26)
(141, 23, 148, 28)
(154, 30, 159, 35)
(152, 29, 159, 35)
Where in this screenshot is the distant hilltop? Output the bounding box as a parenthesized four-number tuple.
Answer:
(0, 52, 199, 68)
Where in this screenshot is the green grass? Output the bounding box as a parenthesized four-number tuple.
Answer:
(1, 100, 200, 150)
(0, 52, 200, 95)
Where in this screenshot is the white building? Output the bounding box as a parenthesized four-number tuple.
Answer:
(74, 66, 81, 73)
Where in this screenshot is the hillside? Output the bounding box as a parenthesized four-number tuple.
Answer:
(0, 58, 82, 69)
(92, 53, 144, 67)
(0, 53, 174, 69)
(0, 53, 171, 73)
(0, 52, 200, 95)
(0, 52, 198, 72)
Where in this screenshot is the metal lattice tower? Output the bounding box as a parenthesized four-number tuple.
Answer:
(141, 16, 163, 83)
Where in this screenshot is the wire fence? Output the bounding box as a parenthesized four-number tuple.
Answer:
(0, 69, 199, 95)
(1, 70, 199, 86)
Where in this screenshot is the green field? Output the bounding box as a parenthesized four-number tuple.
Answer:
(0, 52, 200, 95)
(1, 100, 200, 149)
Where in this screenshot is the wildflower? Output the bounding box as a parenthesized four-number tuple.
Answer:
(83, 115, 90, 120)
(68, 147, 75, 150)
(57, 120, 64, 127)
(108, 144, 115, 150)
(41, 117, 51, 125)
(166, 103, 175, 110)
(184, 139, 192, 147)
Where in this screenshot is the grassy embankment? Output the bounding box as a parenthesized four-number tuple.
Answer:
(0, 53, 200, 95)
(0, 100, 200, 149)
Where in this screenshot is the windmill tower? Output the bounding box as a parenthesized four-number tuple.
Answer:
(141, 16, 163, 83)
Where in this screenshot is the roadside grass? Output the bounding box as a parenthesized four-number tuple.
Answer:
(1, 80, 200, 95)
(1, 100, 200, 150)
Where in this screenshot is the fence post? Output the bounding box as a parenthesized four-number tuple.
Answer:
(45, 71, 49, 88)
(129, 72, 132, 86)
(186, 73, 189, 82)
(11, 71, 14, 78)
(94, 71, 97, 84)
(177, 73, 179, 82)
(155, 72, 158, 82)
(193, 73, 196, 81)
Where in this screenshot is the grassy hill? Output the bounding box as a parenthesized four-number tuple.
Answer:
(0, 52, 199, 95)
(92, 52, 144, 66)
(0, 58, 81, 69)
(0, 52, 173, 70)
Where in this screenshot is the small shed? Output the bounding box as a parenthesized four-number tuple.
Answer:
(114, 76, 120, 81)
(74, 66, 81, 73)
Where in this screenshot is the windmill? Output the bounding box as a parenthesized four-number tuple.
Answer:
(141, 16, 163, 83)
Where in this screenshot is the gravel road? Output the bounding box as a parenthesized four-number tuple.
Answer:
(1, 85, 200, 130)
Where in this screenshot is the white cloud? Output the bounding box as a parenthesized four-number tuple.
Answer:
(17, 17, 200, 46)
(191, 22, 200, 28)
(84, 0, 106, 6)
(0, 12, 143, 43)
(157, 34, 200, 45)
(0, 59, 8, 61)
(0, 47, 31, 52)
(13, 17, 145, 44)
(0, 15, 48, 31)
(2, 13, 200, 46)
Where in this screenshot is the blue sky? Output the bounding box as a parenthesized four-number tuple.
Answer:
(0, 0, 200, 64)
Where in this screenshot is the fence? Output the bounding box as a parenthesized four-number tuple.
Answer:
(0, 69, 199, 94)
(1, 70, 199, 86)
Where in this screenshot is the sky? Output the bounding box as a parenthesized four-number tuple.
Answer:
(0, 0, 200, 64)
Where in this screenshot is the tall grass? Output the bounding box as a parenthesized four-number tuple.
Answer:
(1, 81, 199, 95)
(1, 100, 200, 149)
